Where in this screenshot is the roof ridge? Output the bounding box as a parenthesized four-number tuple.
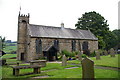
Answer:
(29, 24, 89, 31)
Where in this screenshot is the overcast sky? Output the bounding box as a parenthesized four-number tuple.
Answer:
(0, 0, 119, 41)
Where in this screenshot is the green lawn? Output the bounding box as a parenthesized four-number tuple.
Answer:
(46, 67, 119, 78)
(3, 43, 17, 53)
(1, 54, 119, 79)
(2, 63, 119, 79)
(68, 54, 119, 68)
(1, 54, 17, 59)
(2, 63, 78, 78)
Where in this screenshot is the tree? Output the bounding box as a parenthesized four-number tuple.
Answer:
(112, 29, 120, 49)
(112, 29, 120, 42)
(97, 36, 106, 49)
(0, 36, 6, 50)
(75, 11, 109, 36)
(75, 11, 111, 49)
(103, 31, 118, 50)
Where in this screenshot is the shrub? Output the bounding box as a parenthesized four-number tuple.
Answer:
(61, 50, 71, 57)
(98, 49, 104, 55)
(81, 54, 87, 58)
(74, 51, 79, 55)
(61, 50, 76, 57)
(70, 52, 75, 57)
(89, 51, 96, 57)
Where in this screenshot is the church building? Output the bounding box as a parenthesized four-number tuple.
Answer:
(17, 13, 98, 62)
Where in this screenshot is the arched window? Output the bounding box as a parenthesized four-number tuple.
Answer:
(54, 40, 59, 51)
(78, 41, 81, 51)
(82, 41, 90, 55)
(82, 41, 88, 50)
(36, 39, 42, 54)
(72, 40, 76, 51)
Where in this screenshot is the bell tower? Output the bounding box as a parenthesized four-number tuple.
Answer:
(17, 11, 30, 61)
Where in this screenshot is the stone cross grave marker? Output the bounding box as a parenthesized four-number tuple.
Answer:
(96, 50, 100, 60)
(104, 50, 108, 56)
(81, 57, 94, 78)
(62, 55, 67, 66)
(110, 48, 115, 57)
(78, 51, 82, 61)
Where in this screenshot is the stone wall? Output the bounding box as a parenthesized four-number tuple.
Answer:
(25, 38, 98, 61)
(17, 22, 27, 61)
(17, 14, 29, 61)
(26, 38, 36, 61)
(88, 40, 98, 53)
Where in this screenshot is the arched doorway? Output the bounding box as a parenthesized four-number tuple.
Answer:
(82, 41, 90, 55)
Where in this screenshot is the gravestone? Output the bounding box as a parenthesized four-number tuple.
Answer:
(104, 50, 108, 56)
(96, 51, 100, 60)
(107, 50, 110, 54)
(62, 55, 67, 66)
(110, 48, 115, 57)
(101, 51, 104, 56)
(78, 52, 82, 61)
(81, 57, 94, 78)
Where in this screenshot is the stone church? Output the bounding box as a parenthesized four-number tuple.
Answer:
(17, 13, 98, 62)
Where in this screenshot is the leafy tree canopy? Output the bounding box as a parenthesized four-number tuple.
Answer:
(75, 11, 118, 50)
(0, 36, 6, 50)
(75, 11, 109, 37)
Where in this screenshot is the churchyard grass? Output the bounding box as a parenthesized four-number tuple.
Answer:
(2, 62, 119, 78)
(45, 67, 119, 78)
(1, 54, 16, 59)
(2, 63, 78, 78)
(90, 54, 118, 68)
(1, 54, 119, 79)
(3, 43, 17, 53)
(68, 54, 119, 68)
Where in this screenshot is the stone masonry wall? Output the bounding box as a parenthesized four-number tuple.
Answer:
(26, 38, 98, 61)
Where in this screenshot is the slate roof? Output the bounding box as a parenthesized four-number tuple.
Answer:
(27, 24, 98, 40)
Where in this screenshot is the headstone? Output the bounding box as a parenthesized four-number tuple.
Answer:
(108, 50, 110, 54)
(96, 51, 100, 60)
(110, 48, 115, 57)
(62, 55, 67, 66)
(104, 50, 108, 56)
(81, 57, 94, 78)
(78, 52, 82, 61)
(101, 51, 104, 56)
